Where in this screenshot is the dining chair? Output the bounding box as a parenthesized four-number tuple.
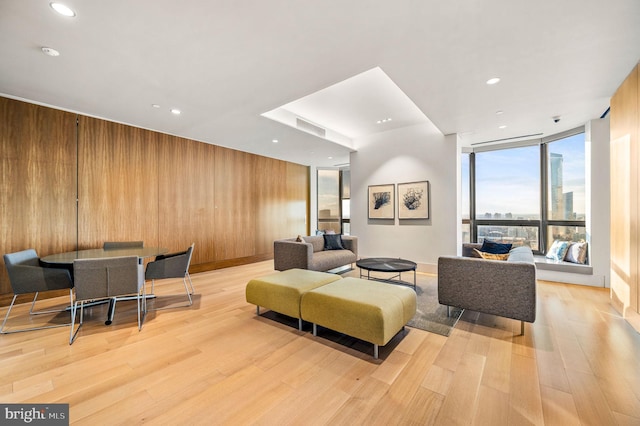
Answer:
(101, 240, 144, 324)
(70, 256, 145, 344)
(144, 243, 195, 309)
(2, 249, 74, 334)
(103, 241, 144, 250)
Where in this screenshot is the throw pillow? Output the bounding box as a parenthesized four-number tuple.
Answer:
(323, 234, 345, 250)
(295, 235, 303, 242)
(564, 242, 588, 264)
(473, 248, 509, 261)
(546, 240, 570, 261)
(480, 240, 512, 254)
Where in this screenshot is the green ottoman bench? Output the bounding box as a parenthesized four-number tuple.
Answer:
(300, 277, 417, 359)
(245, 268, 342, 330)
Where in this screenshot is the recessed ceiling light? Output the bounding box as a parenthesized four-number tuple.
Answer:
(499, 125, 507, 129)
(50, 2, 76, 17)
(272, 139, 279, 143)
(170, 109, 181, 115)
(486, 77, 501, 85)
(376, 118, 392, 124)
(151, 104, 160, 108)
(328, 156, 333, 160)
(495, 110, 504, 115)
(41, 47, 60, 57)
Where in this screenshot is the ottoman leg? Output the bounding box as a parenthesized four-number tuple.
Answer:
(374, 344, 379, 359)
(298, 318, 302, 331)
(313, 323, 317, 336)
(256, 306, 260, 315)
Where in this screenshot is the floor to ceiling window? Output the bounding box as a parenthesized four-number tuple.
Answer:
(462, 128, 586, 257)
(545, 133, 586, 251)
(317, 168, 350, 235)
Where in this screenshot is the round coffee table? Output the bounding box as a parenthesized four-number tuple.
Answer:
(356, 257, 417, 289)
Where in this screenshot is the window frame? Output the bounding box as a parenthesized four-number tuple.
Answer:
(464, 127, 586, 256)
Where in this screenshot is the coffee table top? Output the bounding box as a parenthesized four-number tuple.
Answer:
(356, 257, 417, 273)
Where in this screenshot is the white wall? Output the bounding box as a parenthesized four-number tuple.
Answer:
(350, 123, 458, 273)
(586, 117, 611, 287)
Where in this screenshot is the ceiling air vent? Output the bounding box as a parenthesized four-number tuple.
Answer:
(296, 118, 326, 138)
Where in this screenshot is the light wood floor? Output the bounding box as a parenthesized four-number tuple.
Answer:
(1, 260, 640, 425)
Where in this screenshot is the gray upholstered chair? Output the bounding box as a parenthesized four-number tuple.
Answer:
(145, 243, 195, 308)
(101, 241, 143, 324)
(70, 256, 145, 344)
(2, 249, 74, 334)
(103, 241, 144, 250)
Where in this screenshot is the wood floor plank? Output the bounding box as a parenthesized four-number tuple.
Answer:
(421, 364, 453, 396)
(328, 376, 389, 425)
(540, 385, 580, 426)
(434, 351, 485, 425)
(566, 368, 618, 426)
(508, 353, 544, 425)
(472, 385, 510, 426)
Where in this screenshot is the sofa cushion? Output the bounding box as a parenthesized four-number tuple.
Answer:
(302, 235, 325, 252)
(508, 246, 535, 263)
(309, 249, 357, 272)
(480, 240, 512, 254)
(323, 234, 344, 250)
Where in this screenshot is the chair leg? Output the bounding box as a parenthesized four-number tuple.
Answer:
(182, 277, 193, 306)
(137, 293, 142, 331)
(148, 274, 194, 310)
(69, 301, 84, 344)
(138, 285, 146, 331)
(0, 295, 18, 334)
(2, 291, 74, 335)
(29, 291, 71, 316)
(186, 272, 195, 294)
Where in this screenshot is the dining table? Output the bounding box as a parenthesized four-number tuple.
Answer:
(41, 246, 168, 325)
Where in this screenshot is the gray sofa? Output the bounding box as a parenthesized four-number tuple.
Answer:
(273, 235, 357, 272)
(437, 243, 536, 334)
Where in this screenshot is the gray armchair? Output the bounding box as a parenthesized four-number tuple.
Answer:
(145, 243, 195, 308)
(2, 249, 74, 334)
(71, 255, 145, 344)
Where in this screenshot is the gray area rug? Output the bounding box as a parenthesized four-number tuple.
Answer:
(342, 269, 463, 337)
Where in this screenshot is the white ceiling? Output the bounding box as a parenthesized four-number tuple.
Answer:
(1, 1, 639, 167)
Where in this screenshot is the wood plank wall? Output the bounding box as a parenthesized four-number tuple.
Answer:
(610, 63, 640, 320)
(77, 116, 160, 249)
(0, 96, 310, 299)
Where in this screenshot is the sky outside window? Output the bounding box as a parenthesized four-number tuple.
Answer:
(475, 145, 540, 219)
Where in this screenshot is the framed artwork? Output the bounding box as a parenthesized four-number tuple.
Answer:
(368, 184, 395, 219)
(398, 181, 429, 219)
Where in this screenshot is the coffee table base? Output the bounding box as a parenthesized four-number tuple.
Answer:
(359, 269, 416, 290)
(356, 257, 417, 290)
